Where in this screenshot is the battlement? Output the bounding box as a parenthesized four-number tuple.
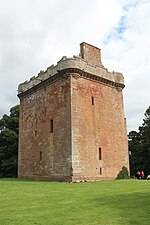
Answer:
(18, 43, 124, 95)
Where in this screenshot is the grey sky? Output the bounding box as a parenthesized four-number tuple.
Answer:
(0, 0, 150, 132)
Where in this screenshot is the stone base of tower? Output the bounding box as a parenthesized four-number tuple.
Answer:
(18, 174, 72, 182)
(71, 175, 118, 183)
(18, 173, 118, 182)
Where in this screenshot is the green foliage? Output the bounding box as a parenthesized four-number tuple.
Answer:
(129, 106, 150, 176)
(116, 166, 129, 179)
(0, 179, 150, 225)
(0, 105, 19, 177)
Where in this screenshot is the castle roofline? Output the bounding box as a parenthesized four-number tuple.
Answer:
(18, 43, 125, 96)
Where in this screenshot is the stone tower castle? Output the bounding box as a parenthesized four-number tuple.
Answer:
(18, 42, 129, 181)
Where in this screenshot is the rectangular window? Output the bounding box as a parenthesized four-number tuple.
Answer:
(92, 96, 94, 105)
(99, 148, 102, 160)
(40, 151, 42, 161)
(35, 130, 37, 137)
(50, 119, 53, 133)
(100, 167, 102, 175)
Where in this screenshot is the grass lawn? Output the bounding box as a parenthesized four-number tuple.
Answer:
(0, 179, 149, 225)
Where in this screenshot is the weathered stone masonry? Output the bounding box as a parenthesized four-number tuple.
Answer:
(18, 42, 129, 181)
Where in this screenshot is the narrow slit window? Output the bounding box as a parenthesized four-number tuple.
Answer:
(35, 130, 37, 137)
(100, 167, 102, 175)
(40, 151, 42, 161)
(92, 96, 94, 105)
(50, 119, 53, 133)
(99, 148, 102, 160)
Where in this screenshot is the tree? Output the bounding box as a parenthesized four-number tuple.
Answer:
(0, 105, 19, 178)
(129, 106, 150, 176)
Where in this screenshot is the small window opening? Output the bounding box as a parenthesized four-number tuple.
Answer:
(92, 96, 94, 105)
(99, 147, 102, 160)
(100, 167, 102, 175)
(40, 151, 42, 161)
(50, 119, 53, 133)
(35, 130, 37, 137)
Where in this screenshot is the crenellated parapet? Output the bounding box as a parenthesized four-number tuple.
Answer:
(18, 43, 125, 97)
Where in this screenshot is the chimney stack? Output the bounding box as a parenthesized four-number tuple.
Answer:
(80, 42, 102, 66)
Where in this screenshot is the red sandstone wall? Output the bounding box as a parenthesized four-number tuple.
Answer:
(71, 75, 129, 181)
(18, 77, 72, 181)
(18, 72, 129, 182)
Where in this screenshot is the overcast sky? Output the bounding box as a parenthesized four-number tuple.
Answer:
(0, 0, 150, 132)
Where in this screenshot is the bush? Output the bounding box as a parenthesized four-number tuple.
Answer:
(116, 166, 129, 179)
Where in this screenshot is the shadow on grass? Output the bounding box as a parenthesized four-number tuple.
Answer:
(91, 191, 150, 225)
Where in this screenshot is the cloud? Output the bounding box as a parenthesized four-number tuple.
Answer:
(0, 0, 150, 132)
(101, 0, 150, 131)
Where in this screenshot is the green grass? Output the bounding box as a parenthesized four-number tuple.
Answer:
(0, 179, 149, 225)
